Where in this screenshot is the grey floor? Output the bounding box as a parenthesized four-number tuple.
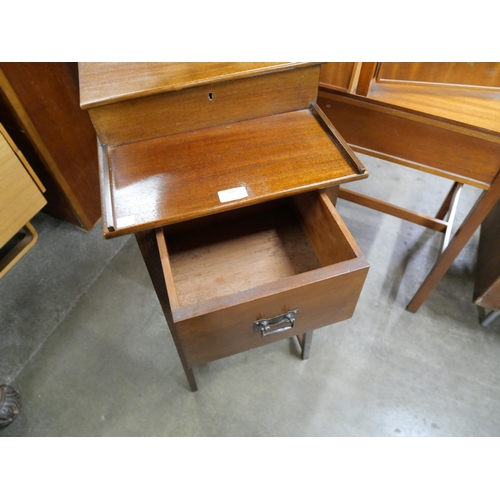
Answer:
(2, 154, 500, 437)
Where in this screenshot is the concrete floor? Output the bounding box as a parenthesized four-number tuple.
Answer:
(1, 154, 500, 437)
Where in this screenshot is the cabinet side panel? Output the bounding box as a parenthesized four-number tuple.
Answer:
(0, 133, 46, 247)
(0, 63, 100, 230)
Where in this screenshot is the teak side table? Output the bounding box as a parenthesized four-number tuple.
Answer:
(79, 63, 370, 391)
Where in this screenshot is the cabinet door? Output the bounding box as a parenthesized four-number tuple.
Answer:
(0, 127, 46, 248)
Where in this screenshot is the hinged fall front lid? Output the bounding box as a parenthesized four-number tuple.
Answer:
(79, 63, 368, 238)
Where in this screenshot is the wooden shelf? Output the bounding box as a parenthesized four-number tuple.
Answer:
(100, 107, 367, 238)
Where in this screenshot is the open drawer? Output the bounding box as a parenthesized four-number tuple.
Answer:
(156, 190, 369, 367)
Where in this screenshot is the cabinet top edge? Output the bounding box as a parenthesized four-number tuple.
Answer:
(79, 62, 321, 109)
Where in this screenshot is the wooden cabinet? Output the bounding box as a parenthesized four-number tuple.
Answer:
(0, 124, 46, 278)
(0, 63, 100, 230)
(79, 63, 369, 391)
(318, 63, 500, 313)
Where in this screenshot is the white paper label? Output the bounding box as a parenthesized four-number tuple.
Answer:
(116, 215, 136, 227)
(217, 186, 248, 203)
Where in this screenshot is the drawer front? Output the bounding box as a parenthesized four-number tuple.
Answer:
(158, 190, 369, 368)
(0, 128, 46, 247)
(174, 263, 368, 366)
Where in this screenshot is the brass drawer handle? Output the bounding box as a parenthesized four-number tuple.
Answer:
(254, 309, 298, 337)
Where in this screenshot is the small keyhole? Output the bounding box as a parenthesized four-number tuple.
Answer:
(208, 92, 213, 100)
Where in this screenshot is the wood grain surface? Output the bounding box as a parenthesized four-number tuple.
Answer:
(87, 66, 320, 146)
(0, 127, 46, 248)
(318, 89, 500, 189)
(79, 62, 318, 108)
(102, 108, 368, 237)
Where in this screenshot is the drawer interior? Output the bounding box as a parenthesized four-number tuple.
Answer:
(159, 191, 360, 309)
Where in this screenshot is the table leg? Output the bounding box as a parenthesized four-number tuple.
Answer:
(407, 171, 500, 313)
(296, 331, 314, 360)
(135, 230, 198, 392)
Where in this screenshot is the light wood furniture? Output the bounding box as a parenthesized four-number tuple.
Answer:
(474, 198, 500, 326)
(0, 63, 100, 230)
(318, 62, 500, 313)
(79, 63, 370, 391)
(0, 123, 46, 278)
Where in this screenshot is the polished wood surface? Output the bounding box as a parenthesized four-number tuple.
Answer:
(101, 108, 368, 237)
(157, 192, 368, 366)
(0, 63, 100, 230)
(87, 65, 321, 146)
(474, 198, 500, 311)
(318, 90, 500, 189)
(79, 62, 317, 108)
(368, 83, 500, 137)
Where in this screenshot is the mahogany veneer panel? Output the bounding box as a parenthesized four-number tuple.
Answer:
(0, 63, 100, 230)
(318, 90, 500, 188)
(79, 62, 317, 107)
(102, 108, 368, 237)
(84, 65, 321, 146)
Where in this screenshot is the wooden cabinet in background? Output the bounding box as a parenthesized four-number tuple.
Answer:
(318, 62, 500, 315)
(0, 63, 100, 231)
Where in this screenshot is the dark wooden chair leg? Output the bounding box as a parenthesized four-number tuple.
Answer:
(296, 331, 314, 360)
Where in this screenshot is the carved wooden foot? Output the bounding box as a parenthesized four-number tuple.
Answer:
(0, 385, 21, 428)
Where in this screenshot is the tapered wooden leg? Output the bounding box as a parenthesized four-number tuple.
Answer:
(296, 331, 314, 360)
(135, 229, 198, 392)
(407, 171, 500, 313)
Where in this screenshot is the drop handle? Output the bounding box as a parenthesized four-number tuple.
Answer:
(254, 310, 298, 337)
